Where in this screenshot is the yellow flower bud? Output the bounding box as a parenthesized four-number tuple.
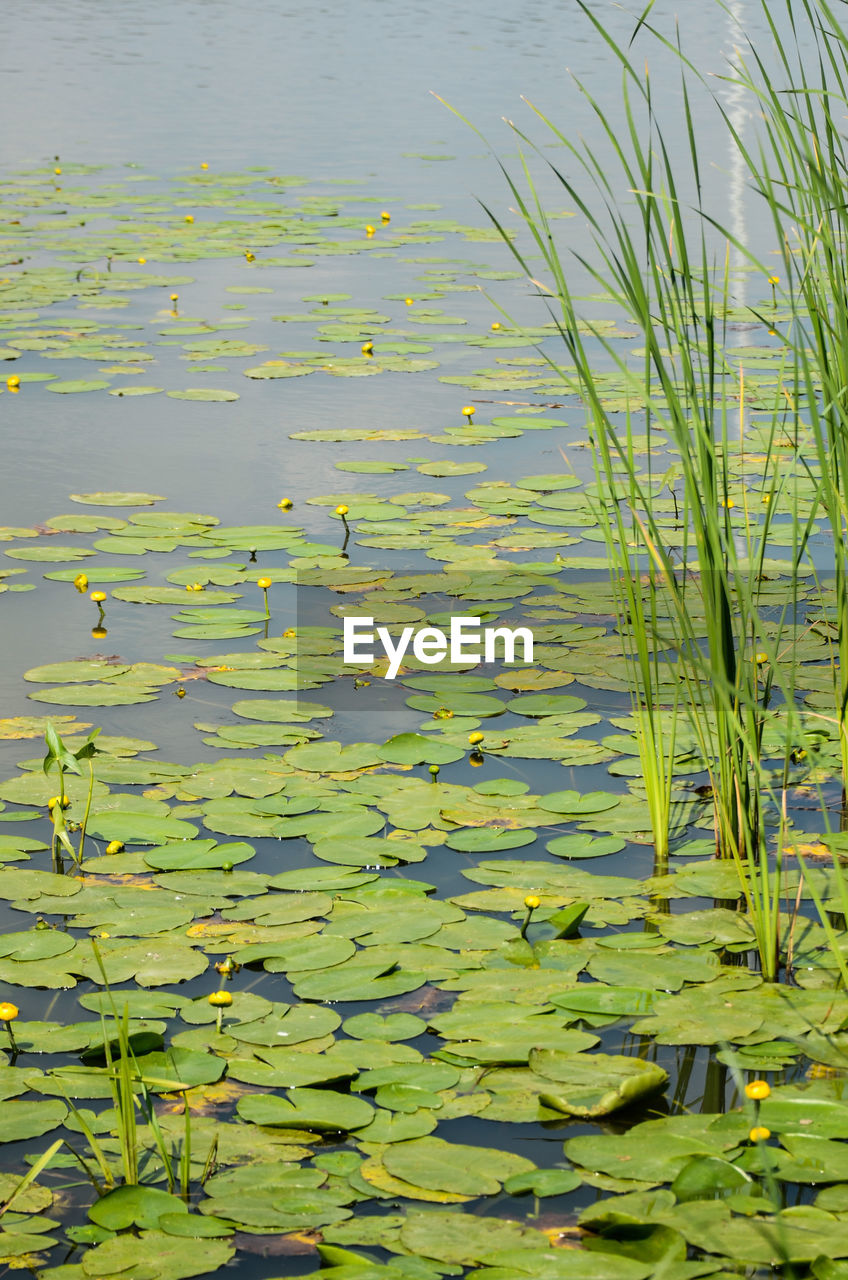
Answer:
(335, 504, 349, 517)
(749, 1126, 771, 1142)
(524, 895, 541, 910)
(468, 732, 484, 745)
(745, 1080, 771, 1101)
(365, 225, 375, 236)
(381, 211, 390, 222)
(462, 405, 476, 417)
(491, 322, 502, 330)
(6, 375, 20, 389)
(90, 591, 107, 603)
(73, 573, 88, 592)
(361, 341, 374, 355)
(0, 1002, 19, 1022)
(277, 497, 293, 510)
(257, 577, 272, 589)
(105, 841, 124, 855)
(208, 990, 233, 1007)
(405, 297, 414, 305)
(184, 214, 194, 223)
(200, 162, 209, 169)
(138, 257, 147, 264)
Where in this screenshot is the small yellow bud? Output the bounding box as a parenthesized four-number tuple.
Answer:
(6, 374, 20, 389)
(184, 214, 194, 223)
(0, 1003, 19, 1022)
(257, 577, 272, 589)
(365, 225, 375, 237)
(90, 591, 107, 603)
(277, 497, 293, 510)
(462, 405, 476, 417)
(73, 573, 88, 592)
(170, 293, 179, 302)
(335, 504, 349, 517)
(137, 257, 147, 264)
(208, 990, 233, 1007)
(283, 627, 297, 639)
(745, 1080, 771, 1101)
(200, 162, 209, 169)
(381, 211, 391, 222)
(192, 582, 204, 592)
(524, 895, 541, 910)
(755, 652, 768, 666)
(175, 688, 186, 699)
(245, 250, 255, 262)
(54, 167, 62, 176)
(491, 322, 502, 331)
(468, 732, 484, 745)
(361, 341, 374, 355)
(768, 275, 779, 284)
(749, 1126, 771, 1142)
(405, 297, 414, 305)
(105, 841, 124, 854)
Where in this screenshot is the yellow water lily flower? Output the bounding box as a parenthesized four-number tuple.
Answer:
(365, 225, 375, 237)
(381, 210, 390, 221)
(137, 257, 147, 264)
(257, 577, 272, 590)
(0, 1002, 19, 1022)
(277, 497, 293, 510)
(208, 990, 232, 1007)
(184, 214, 194, 223)
(745, 1080, 771, 1101)
(105, 841, 124, 854)
(524, 895, 541, 910)
(468, 732, 484, 745)
(335, 504, 349, 517)
(361, 341, 373, 355)
(6, 375, 20, 389)
(74, 573, 88, 592)
(90, 591, 106, 604)
(749, 1126, 771, 1142)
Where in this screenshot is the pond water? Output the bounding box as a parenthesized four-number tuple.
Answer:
(0, 3, 845, 1279)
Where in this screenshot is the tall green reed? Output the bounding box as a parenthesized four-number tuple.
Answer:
(440, 0, 843, 979)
